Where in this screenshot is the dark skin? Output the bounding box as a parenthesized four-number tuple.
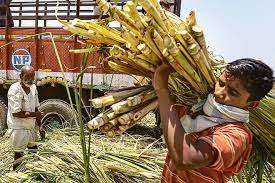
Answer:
(153, 64, 259, 170)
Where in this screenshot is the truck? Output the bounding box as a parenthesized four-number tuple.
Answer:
(0, 0, 181, 134)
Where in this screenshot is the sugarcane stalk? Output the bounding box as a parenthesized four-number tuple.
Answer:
(137, 43, 161, 65)
(72, 19, 126, 43)
(152, 30, 165, 53)
(96, 0, 141, 37)
(87, 116, 107, 129)
(63, 25, 120, 46)
(123, 1, 147, 31)
(191, 25, 221, 66)
(185, 10, 197, 34)
(188, 43, 215, 85)
(127, 89, 156, 106)
(91, 86, 150, 108)
(110, 45, 150, 72)
(139, 0, 168, 33)
(118, 112, 134, 125)
(128, 54, 156, 72)
(163, 35, 202, 84)
(108, 61, 150, 77)
(148, 17, 166, 36)
(162, 50, 201, 92)
(143, 28, 164, 61)
(176, 42, 196, 68)
(101, 123, 114, 132)
(133, 100, 158, 121)
(121, 29, 140, 52)
(111, 100, 139, 114)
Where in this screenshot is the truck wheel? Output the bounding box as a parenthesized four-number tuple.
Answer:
(39, 99, 77, 130)
(0, 97, 8, 136)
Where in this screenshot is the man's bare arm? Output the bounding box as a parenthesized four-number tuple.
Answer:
(13, 111, 41, 118)
(154, 64, 215, 170)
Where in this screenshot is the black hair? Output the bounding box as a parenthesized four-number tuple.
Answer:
(225, 58, 274, 101)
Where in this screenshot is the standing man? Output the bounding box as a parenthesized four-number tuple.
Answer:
(153, 58, 274, 182)
(6, 65, 43, 170)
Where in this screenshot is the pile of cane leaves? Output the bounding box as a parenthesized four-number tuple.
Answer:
(0, 128, 166, 182)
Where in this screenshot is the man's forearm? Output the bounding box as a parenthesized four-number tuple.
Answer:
(13, 111, 39, 118)
(156, 89, 188, 165)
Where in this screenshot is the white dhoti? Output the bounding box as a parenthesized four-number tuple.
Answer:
(7, 82, 40, 152)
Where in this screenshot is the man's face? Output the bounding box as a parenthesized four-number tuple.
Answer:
(21, 71, 35, 87)
(213, 71, 251, 109)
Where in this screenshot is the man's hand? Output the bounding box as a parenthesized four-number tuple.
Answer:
(36, 111, 44, 120)
(153, 63, 175, 91)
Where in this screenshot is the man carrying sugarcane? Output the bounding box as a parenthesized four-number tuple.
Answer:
(153, 58, 274, 182)
(6, 65, 44, 170)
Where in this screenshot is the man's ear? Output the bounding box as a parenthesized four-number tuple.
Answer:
(246, 101, 260, 110)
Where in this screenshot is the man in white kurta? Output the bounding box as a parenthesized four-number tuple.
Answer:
(6, 65, 43, 170)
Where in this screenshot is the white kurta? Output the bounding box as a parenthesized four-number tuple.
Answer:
(6, 82, 40, 151)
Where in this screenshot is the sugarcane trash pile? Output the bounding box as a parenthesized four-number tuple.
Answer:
(1, 129, 166, 182)
(60, 0, 275, 166)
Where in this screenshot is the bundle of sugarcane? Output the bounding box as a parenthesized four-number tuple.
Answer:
(87, 86, 158, 137)
(60, 0, 225, 106)
(60, 0, 275, 174)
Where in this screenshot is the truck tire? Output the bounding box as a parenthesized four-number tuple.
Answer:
(0, 97, 8, 136)
(39, 99, 77, 130)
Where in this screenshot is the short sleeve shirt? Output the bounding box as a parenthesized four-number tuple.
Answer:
(7, 82, 40, 130)
(161, 122, 253, 183)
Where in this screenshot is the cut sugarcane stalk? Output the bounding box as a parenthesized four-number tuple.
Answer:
(111, 100, 139, 114)
(118, 112, 134, 125)
(188, 43, 215, 85)
(108, 61, 149, 77)
(139, 0, 168, 33)
(133, 100, 158, 121)
(127, 89, 156, 106)
(163, 35, 202, 84)
(90, 86, 150, 108)
(137, 43, 161, 65)
(87, 116, 107, 129)
(162, 49, 201, 92)
(123, 1, 147, 31)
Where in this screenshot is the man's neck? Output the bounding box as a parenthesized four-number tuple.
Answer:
(20, 82, 30, 94)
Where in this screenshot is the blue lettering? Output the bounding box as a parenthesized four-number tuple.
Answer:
(13, 55, 21, 65)
(22, 56, 30, 64)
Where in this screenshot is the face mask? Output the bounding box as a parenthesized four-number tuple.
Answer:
(23, 79, 34, 88)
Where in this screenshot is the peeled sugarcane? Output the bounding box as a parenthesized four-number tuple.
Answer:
(127, 89, 156, 106)
(162, 49, 201, 92)
(138, 0, 168, 33)
(118, 112, 134, 125)
(123, 1, 147, 31)
(87, 109, 114, 129)
(96, 0, 141, 37)
(111, 100, 136, 114)
(137, 43, 161, 65)
(191, 25, 222, 66)
(180, 30, 216, 85)
(121, 29, 140, 52)
(133, 99, 158, 121)
(163, 35, 201, 83)
(90, 86, 150, 108)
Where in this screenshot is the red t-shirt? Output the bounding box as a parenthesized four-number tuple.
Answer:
(161, 123, 253, 183)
